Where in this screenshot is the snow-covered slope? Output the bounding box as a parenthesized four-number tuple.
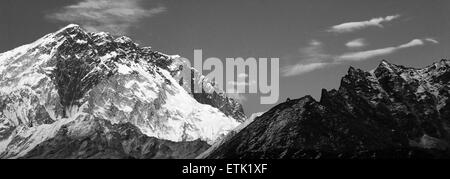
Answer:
(196, 112, 264, 159)
(0, 24, 242, 158)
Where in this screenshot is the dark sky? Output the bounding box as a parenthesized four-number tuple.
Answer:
(1, 0, 450, 115)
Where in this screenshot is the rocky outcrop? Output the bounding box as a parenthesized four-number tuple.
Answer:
(203, 60, 450, 159)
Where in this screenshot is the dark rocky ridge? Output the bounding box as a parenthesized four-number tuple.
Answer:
(204, 60, 450, 159)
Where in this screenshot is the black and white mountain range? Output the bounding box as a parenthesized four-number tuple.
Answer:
(1, 25, 450, 159)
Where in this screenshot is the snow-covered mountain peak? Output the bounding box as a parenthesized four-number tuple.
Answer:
(59, 24, 81, 30)
(0, 25, 244, 158)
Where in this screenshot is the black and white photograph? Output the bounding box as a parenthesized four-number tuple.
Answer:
(0, 0, 449, 176)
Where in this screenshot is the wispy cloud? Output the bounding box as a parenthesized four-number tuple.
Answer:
(46, 0, 166, 35)
(282, 40, 333, 77)
(283, 62, 329, 77)
(292, 40, 332, 63)
(226, 72, 258, 102)
(227, 73, 256, 101)
(346, 38, 368, 49)
(425, 38, 439, 44)
(237, 73, 249, 79)
(337, 39, 431, 62)
(328, 14, 400, 33)
(283, 38, 438, 77)
(228, 80, 257, 87)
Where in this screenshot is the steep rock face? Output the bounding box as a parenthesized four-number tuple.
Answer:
(0, 25, 242, 158)
(168, 59, 246, 122)
(203, 60, 450, 159)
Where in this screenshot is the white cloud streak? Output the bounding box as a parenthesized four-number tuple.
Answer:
(346, 38, 367, 49)
(282, 40, 333, 77)
(328, 14, 401, 33)
(237, 73, 249, 79)
(425, 38, 439, 44)
(229, 73, 255, 89)
(337, 39, 428, 62)
(283, 62, 329, 77)
(228, 80, 257, 87)
(46, 0, 166, 35)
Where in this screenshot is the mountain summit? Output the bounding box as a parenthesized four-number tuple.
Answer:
(0, 24, 245, 159)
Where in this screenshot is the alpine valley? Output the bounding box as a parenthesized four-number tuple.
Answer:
(1, 25, 450, 159)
